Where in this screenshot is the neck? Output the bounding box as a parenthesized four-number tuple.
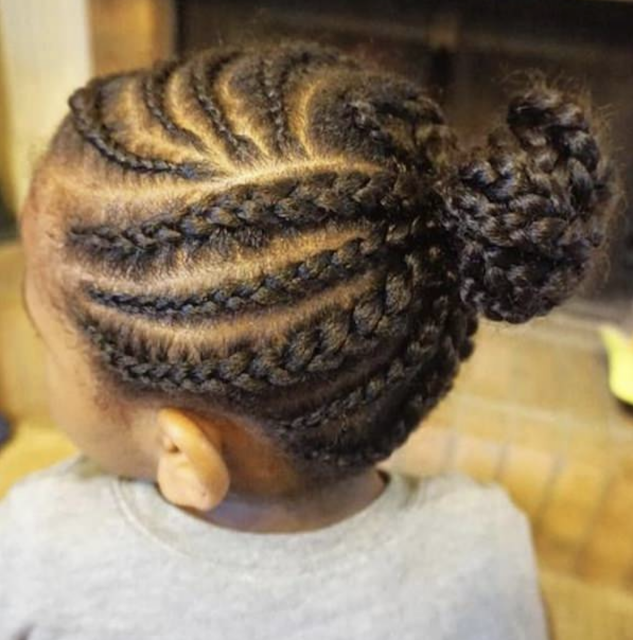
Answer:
(191, 468, 387, 533)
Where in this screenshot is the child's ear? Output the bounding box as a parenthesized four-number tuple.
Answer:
(156, 408, 230, 512)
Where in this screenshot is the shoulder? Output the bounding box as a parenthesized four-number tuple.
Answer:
(0, 457, 128, 625)
(394, 471, 532, 553)
(391, 473, 547, 638)
(394, 471, 539, 583)
(0, 456, 116, 541)
(1, 454, 108, 502)
(400, 471, 526, 522)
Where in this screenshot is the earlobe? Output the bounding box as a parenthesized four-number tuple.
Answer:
(157, 452, 219, 511)
(156, 409, 230, 512)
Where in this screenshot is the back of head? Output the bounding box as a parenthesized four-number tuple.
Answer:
(28, 43, 617, 476)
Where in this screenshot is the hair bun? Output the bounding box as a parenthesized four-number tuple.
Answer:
(445, 83, 617, 324)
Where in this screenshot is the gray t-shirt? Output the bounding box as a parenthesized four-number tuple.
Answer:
(0, 456, 547, 640)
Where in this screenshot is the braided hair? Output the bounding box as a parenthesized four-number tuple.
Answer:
(37, 43, 617, 474)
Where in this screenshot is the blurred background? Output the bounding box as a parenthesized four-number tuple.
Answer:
(0, 1, 632, 637)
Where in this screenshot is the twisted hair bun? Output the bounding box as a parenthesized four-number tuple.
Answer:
(446, 83, 617, 324)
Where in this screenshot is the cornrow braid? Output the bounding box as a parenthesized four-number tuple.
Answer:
(67, 170, 424, 268)
(276, 293, 456, 431)
(80, 255, 423, 395)
(260, 45, 343, 155)
(190, 51, 262, 164)
(142, 60, 206, 151)
(348, 92, 446, 171)
(304, 71, 455, 177)
(69, 77, 208, 180)
(291, 301, 476, 467)
(40, 43, 617, 478)
(83, 217, 443, 322)
(261, 56, 297, 155)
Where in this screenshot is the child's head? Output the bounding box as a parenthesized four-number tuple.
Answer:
(21, 43, 616, 506)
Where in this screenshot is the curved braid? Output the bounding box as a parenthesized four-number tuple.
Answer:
(142, 60, 206, 151)
(348, 92, 446, 171)
(303, 72, 454, 178)
(445, 85, 616, 323)
(261, 55, 297, 156)
(277, 293, 458, 431)
(69, 77, 208, 180)
(191, 51, 262, 163)
(260, 45, 342, 155)
(291, 301, 477, 467)
(83, 217, 442, 321)
(67, 170, 423, 265)
(81, 256, 422, 394)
